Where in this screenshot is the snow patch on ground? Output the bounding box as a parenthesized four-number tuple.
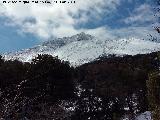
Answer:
(135, 111, 152, 120)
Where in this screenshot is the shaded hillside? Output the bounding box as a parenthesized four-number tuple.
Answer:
(0, 54, 75, 119)
(74, 52, 159, 118)
(0, 52, 159, 120)
(77, 52, 159, 94)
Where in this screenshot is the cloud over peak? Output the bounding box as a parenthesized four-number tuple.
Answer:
(0, 0, 158, 42)
(0, 0, 121, 39)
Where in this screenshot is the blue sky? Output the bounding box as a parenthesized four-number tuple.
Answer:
(0, 18, 39, 53)
(0, 0, 158, 53)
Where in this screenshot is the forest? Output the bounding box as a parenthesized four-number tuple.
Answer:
(0, 52, 159, 120)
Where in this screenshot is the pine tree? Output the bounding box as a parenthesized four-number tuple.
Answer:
(0, 55, 4, 66)
(147, 52, 160, 120)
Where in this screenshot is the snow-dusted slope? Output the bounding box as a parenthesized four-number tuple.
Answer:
(4, 32, 160, 66)
(135, 111, 152, 120)
(122, 111, 152, 120)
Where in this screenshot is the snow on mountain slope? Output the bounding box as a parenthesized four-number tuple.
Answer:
(4, 32, 160, 66)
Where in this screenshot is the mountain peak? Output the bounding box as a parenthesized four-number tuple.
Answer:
(4, 34, 160, 66)
(71, 32, 94, 41)
(43, 32, 94, 47)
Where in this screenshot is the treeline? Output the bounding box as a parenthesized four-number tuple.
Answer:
(0, 54, 75, 119)
(0, 52, 159, 119)
(76, 52, 160, 119)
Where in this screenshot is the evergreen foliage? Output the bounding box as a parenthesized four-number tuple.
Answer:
(0, 54, 75, 119)
(0, 52, 159, 119)
(147, 52, 160, 120)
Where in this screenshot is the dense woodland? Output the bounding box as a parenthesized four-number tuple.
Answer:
(0, 52, 159, 120)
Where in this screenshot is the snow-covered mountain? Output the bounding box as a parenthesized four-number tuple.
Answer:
(4, 32, 160, 66)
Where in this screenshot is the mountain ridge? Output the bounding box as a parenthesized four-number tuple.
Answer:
(4, 32, 160, 66)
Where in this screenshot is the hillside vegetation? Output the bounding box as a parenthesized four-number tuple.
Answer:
(0, 52, 159, 119)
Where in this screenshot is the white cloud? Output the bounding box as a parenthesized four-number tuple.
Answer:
(124, 4, 155, 25)
(0, 1, 157, 41)
(87, 26, 159, 41)
(111, 26, 159, 39)
(0, 0, 121, 39)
